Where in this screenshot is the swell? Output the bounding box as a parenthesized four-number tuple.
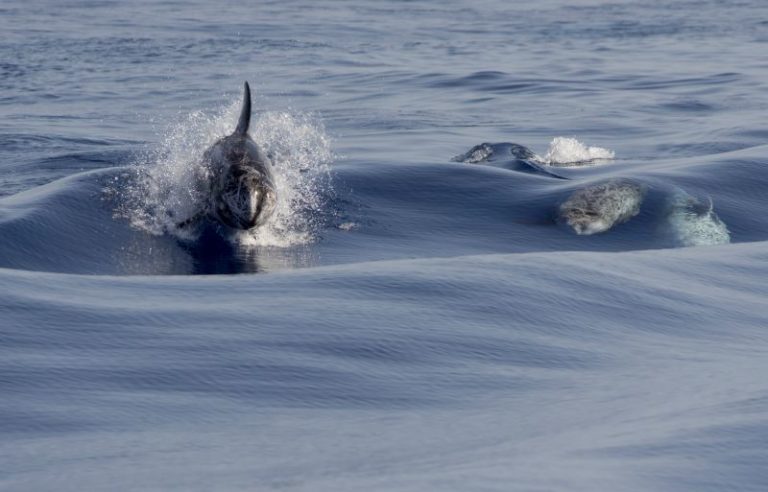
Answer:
(0, 140, 765, 276)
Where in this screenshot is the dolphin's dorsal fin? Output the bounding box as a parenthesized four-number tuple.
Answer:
(235, 81, 251, 135)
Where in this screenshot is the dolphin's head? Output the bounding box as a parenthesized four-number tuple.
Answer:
(213, 164, 277, 230)
(559, 207, 611, 235)
(557, 180, 645, 236)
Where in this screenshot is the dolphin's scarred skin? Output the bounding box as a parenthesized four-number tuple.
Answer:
(181, 82, 277, 230)
(558, 179, 646, 235)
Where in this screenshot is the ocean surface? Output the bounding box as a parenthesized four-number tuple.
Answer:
(2, 0, 768, 490)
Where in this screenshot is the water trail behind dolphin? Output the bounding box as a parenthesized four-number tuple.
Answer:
(117, 95, 333, 247)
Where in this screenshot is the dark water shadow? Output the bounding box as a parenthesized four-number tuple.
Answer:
(180, 224, 263, 275)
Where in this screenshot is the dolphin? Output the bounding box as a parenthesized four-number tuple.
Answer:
(452, 142, 567, 179)
(558, 179, 646, 235)
(179, 81, 277, 230)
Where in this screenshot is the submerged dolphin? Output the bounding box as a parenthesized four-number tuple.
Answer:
(180, 82, 277, 230)
(452, 142, 567, 179)
(558, 179, 646, 235)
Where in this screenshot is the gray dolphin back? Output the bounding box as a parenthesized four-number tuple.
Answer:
(235, 81, 251, 135)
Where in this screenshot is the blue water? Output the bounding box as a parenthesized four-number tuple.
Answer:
(2, 1, 768, 490)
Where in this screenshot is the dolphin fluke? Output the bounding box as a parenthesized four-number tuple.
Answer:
(235, 81, 252, 135)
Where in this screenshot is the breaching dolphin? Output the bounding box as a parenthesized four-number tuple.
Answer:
(179, 81, 277, 230)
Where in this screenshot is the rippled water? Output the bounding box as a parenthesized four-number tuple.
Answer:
(2, 1, 768, 490)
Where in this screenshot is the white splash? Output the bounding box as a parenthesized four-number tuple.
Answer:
(541, 137, 615, 166)
(119, 98, 333, 247)
(337, 222, 358, 231)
